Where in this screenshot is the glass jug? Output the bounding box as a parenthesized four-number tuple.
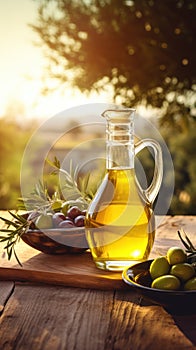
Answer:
(85, 108, 163, 271)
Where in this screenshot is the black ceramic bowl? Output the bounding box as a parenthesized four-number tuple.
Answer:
(122, 260, 196, 310)
(21, 226, 88, 255)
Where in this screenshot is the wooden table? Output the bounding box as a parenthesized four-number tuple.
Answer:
(0, 214, 195, 350)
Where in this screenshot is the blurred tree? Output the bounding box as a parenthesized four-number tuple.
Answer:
(32, 0, 196, 125)
(31, 0, 196, 214)
(0, 119, 34, 209)
(166, 128, 196, 214)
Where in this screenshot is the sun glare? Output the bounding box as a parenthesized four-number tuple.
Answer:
(0, 0, 113, 122)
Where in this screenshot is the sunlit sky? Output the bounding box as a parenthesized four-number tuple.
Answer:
(0, 0, 114, 122)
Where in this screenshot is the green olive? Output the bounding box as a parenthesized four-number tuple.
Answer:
(170, 263, 195, 282)
(61, 202, 69, 215)
(51, 200, 62, 212)
(149, 256, 170, 280)
(35, 214, 53, 229)
(167, 246, 187, 265)
(184, 277, 196, 291)
(151, 275, 181, 291)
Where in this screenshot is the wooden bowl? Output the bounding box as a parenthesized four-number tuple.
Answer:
(21, 226, 88, 255)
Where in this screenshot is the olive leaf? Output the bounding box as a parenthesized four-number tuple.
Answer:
(46, 157, 96, 204)
(0, 212, 31, 266)
(17, 180, 51, 212)
(178, 228, 196, 263)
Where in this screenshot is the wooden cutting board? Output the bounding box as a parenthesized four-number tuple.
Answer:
(0, 214, 195, 290)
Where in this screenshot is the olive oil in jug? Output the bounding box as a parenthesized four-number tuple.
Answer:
(85, 109, 163, 271)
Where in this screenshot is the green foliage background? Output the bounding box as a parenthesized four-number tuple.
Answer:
(0, 119, 34, 210)
(165, 128, 196, 214)
(0, 115, 196, 214)
(0, 0, 196, 214)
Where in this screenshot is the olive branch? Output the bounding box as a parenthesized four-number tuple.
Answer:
(0, 157, 103, 264)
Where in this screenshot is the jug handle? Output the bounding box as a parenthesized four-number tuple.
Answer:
(134, 139, 163, 205)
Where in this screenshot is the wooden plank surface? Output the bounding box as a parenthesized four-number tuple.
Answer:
(0, 281, 14, 314)
(0, 214, 195, 290)
(0, 283, 195, 350)
(0, 215, 195, 350)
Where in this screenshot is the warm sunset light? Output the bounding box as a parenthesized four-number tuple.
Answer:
(0, 4, 195, 345)
(0, 0, 112, 121)
(0, 0, 195, 217)
(0, 0, 42, 118)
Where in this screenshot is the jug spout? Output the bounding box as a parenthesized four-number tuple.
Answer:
(101, 108, 136, 122)
(101, 108, 136, 170)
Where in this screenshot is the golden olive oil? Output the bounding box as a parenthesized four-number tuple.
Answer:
(85, 169, 155, 271)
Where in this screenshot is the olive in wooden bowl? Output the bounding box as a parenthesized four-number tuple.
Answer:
(21, 208, 88, 255)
